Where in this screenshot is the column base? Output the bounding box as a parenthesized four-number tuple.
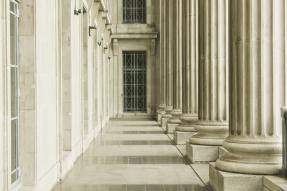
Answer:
(186, 144, 219, 163)
(209, 163, 263, 191)
(264, 176, 287, 191)
(157, 111, 166, 125)
(189, 121, 229, 146)
(161, 115, 171, 131)
(166, 109, 182, 134)
(174, 131, 196, 145)
(216, 137, 282, 175)
(157, 104, 166, 125)
(166, 122, 179, 134)
(174, 114, 198, 145)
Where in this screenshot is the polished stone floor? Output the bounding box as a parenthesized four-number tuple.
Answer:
(53, 119, 210, 191)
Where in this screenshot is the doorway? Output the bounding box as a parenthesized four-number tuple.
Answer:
(123, 51, 147, 113)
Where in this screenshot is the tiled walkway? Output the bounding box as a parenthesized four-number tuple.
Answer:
(53, 119, 210, 191)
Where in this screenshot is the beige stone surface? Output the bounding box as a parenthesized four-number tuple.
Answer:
(210, 163, 263, 191)
(186, 144, 219, 163)
(264, 176, 287, 191)
(174, 131, 196, 145)
(166, 123, 179, 134)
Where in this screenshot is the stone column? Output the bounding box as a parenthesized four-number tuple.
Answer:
(157, 0, 167, 123)
(166, 0, 183, 134)
(215, 0, 287, 175)
(161, 0, 174, 131)
(174, 0, 198, 145)
(187, 0, 229, 163)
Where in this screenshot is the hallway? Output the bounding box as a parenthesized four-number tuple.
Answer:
(53, 119, 209, 191)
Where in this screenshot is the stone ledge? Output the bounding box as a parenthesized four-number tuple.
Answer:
(264, 176, 287, 191)
(186, 144, 219, 163)
(209, 163, 263, 191)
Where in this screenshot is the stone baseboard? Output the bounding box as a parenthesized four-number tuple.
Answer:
(174, 131, 196, 145)
(209, 163, 263, 191)
(186, 144, 219, 163)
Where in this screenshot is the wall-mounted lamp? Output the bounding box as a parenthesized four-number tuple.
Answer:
(74, 9, 78, 15)
(108, 56, 112, 60)
(89, 26, 97, 36)
(97, 42, 102, 46)
(74, 9, 82, 15)
(83, 8, 87, 14)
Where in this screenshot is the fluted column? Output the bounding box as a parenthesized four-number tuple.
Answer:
(164, 0, 174, 116)
(167, 0, 183, 125)
(189, 0, 228, 146)
(157, 0, 167, 122)
(177, 0, 198, 131)
(161, 0, 174, 130)
(216, 0, 287, 175)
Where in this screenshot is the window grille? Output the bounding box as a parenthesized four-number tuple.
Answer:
(123, 0, 146, 24)
(123, 51, 147, 112)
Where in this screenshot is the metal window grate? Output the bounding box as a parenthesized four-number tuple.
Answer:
(123, 0, 146, 24)
(123, 51, 147, 112)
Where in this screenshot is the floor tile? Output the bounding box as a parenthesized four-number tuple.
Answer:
(52, 119, 209, 191)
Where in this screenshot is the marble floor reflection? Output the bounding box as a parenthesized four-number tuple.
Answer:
(53, 119, 210, 191)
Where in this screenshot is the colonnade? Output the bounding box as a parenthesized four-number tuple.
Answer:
(156, 0, 287, 186)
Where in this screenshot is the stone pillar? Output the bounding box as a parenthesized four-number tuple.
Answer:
(174, 0, 198, 145)
(157, 0, 167, 123)
(161, 0, 174, 131)
(215, 0, 287, 175)
(166, 0, 183, 134)
(187, 0, 229, 163)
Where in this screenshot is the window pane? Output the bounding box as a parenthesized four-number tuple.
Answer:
(10, 15, 17, 66)
(10, 67, 18, 118)
(11, 119, 19, 183)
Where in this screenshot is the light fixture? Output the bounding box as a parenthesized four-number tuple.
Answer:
(74, 9, 79, 15)
(74, 0, 80, 15)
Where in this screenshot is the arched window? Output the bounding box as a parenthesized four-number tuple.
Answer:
(123, 0, 146, 24)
